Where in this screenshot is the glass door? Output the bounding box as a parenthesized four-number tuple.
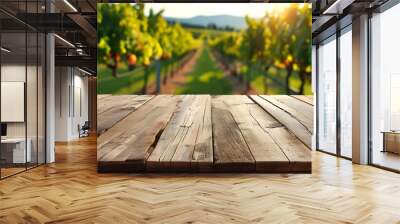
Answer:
(0, 0, 46, 179)
(317, 35, 337, 154)
(1, 30, 28, 178)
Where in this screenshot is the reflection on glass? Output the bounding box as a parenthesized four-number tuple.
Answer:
(0, 1, 47, 179)
(317, 37, 337, 154)
(38, 33, 46, 165)
(371, 4, 400, 171)
(27, 31, 38, 169)
(340, 29, 352, 158)
(1, 31, 27, 177)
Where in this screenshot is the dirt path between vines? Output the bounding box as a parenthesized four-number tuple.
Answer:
(210, 51, 257, 95)
(147, 47, 202, 94)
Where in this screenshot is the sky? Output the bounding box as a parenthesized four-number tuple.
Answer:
(142, 3, 294, 19)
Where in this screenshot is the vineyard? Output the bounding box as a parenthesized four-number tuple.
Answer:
(97, 3, 312, 95)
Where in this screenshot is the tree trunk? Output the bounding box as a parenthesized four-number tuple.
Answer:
(111, 53, 119, 78)
(112, 67, 117, 78)
(163, 63, 168, 85)
(246, 64, 252, 92)
(142, 67, 149, 94)
(264, 65, 270, 94)
(156, 60, 161, 94)
(286, 67, 293, 95)
(107, 64, 117, 78)
(299, 71, 306, 95)
(170, 61, 175, 78)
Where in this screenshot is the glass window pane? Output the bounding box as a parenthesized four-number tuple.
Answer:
(340, 29, 352, 158)
(317, 36, 337, 154)
(1, 30, 27, 177)
(38, 33, 45, 165)
(27, 31, 38, 169)
(371, 4, 400, 171)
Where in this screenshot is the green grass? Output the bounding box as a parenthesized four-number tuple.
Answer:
(97, 64, 155, 94)
(175, 45, 232, 94)
(238, 64, 311, 95)
(97, 59, 182, 94)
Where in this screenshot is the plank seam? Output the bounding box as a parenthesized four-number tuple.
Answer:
(289, 95, 313, 106)
(98, 95, 140, 115)
(169, 96, 195, 165)
(247, 104, 291, 163)
(98, 95, 155, 135)
(190, 97, 207, 168)
(222, 100, 257, 165)
(210, 98, 216, 168)
(256, 95, 312, 135)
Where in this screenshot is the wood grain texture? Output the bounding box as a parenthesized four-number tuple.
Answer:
(2, 137, 400, 223)
(211, 96, 255, 172)
(263, 95, 313, 133)
(97, 95, 179, 172)
(217, 95, 290, 172)
(147, 95, 213, 172)
(97, 94, 111, 100)
(97, 95, 153, 134)
(98, 95, 311, 173)
(268, 127, 312, 172)
(250, 95, 312, 148)
(291, 95, 314, 106)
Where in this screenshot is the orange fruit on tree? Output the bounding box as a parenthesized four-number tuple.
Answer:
(128, 54, 137, 65)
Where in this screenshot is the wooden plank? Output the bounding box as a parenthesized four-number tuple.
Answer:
(147, 95, 213, 172)
(250, 95, 312, 148)
(268, 127, 311, 173)
(97, 95, 124, 114)
(264, 95, 313, 133)
(191, 95, 213, 172)
(211, 96, 255, 172)
(97, 94, 111, 100)
(220, 96, 290, 172)
(97, 95, 153, 134)
(291, 95, 314, 106)
(97, 95, 179, 172)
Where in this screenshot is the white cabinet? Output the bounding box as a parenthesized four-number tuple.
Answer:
(1, 138, 32, 163)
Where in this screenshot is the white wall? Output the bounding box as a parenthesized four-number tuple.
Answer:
(55, 66, 70, 141)
(1, 63, 46, 164)
(55, 67, 89, 141)
(1, 65, 27, 138)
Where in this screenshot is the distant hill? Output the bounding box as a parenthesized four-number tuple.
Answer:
(166, 15, 247, 30)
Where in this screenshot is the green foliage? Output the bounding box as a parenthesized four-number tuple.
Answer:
(97, 3, 198, 75)
(209, 3, 312, 94)
(97, 3, 312, 95)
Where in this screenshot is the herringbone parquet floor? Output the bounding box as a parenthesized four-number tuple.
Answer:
(1, 136, 400, 224)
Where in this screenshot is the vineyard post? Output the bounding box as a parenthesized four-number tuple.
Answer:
(170, 59, 175, 78)
(156, 60, 161, 93)
(163, 60, 168, 84)
(246, 63, 252, 92)
(142, 66, 150, 94)
(264, 64, 270, 94)
(299, 69, 309, 95)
